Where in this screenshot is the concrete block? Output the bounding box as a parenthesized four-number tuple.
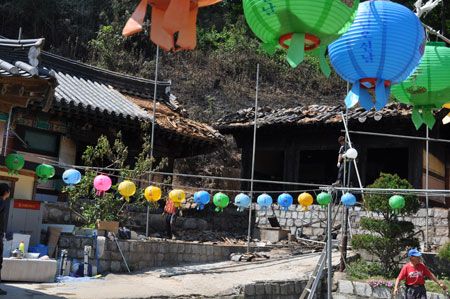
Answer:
(287, 282, 295, 294)
(295, 219, 305, 226)
(373, 286, 391, 298)
(138, 261, 148, 270)
(118, 241, 129, 252)
(280, 283, 289, 295)
(338, 280, 355, 294)
(255, 284, 265, 295)
(272, 283, 280, 294)
(435, 226, 449, 237)
(332, 294, 360, 299)
(99, 259, 110, 272)
(286, 219, 294, 227)
(110, 261, 121, 272)
(245, 284, 255, 296)
(263, 283, 271, 295)
(354, 281, 372, 297)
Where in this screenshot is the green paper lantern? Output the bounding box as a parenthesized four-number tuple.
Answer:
(36, 164, 55, 183)
(5, 154, 24, 175)
(317, 192, 331, 209)
(243, 0, 359, 76)
(391, 42, 450, 130)
(389, 195, 405, 215)
(213, 192, 229, 212)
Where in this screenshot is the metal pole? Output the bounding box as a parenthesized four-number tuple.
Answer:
(327, 190, 332, 299)
(3, 107, 13, 156)
(146, 45, 160, 238)
(425, 127, 429, 250)
(247, 64, 260, 253)
(343, 129, 450, 144)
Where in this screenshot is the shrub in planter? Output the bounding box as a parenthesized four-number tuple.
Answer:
(351, 173, 421, 277)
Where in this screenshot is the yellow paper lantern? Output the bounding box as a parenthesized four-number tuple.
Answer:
(118, 180, 136, 202)
(144, 186, 162, 202)
(169, 189, 185, 208)
(298, 192, 313, 211)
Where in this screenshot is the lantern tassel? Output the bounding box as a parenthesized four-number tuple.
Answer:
(422, 109, 436, 129)
(286, 33, 305, 68)
(374, 79, 388, 111)
(345, 83, 360, 108)
(412, 108, 425, 130)
(319, 44, 331, 78)
(359, 88, 373, 111)
(122, 0, 148, 36)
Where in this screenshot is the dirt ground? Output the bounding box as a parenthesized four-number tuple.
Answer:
(2, 248, 343, 299)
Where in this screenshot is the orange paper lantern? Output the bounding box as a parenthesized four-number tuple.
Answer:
(123, 0, 223, 52)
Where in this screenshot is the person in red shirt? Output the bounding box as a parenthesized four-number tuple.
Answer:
(394, 249, 447, 298)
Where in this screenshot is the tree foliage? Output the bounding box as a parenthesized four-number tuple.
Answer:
(351, 173, 421, 276)
(63, 122, 169, 227)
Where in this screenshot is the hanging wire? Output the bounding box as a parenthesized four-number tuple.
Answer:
(18, 153, 450, 198)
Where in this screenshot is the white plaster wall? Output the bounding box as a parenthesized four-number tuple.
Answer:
(59, 136, 76, 166)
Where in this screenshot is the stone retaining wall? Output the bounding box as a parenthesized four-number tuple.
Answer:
(334, 279, 446, 299)
(44, 202, 250, 234)
(58, 235, 252, 273)
(242, 279, 324, 299)
(256, 205, 450, 248)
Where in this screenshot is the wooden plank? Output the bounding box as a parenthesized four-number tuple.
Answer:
(0, 95, 32, 107)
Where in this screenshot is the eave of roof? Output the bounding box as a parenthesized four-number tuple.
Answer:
(215, 102, 415, 131)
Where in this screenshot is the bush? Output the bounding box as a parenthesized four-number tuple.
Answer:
(351, 173, 421, 277)
(438, 242, 450, 261)
(346, 258, 384, 280)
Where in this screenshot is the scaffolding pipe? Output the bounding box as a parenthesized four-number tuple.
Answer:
(425, 127, 429, 250)
(3, 107, 12, 156)
(247, 64, 260, 253)
(343, 129, 450, 144)
(327, 191, 332, 299)
(146, 45, 160, 238)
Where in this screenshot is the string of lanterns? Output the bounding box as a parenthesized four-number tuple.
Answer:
(2, 153, 409, 215)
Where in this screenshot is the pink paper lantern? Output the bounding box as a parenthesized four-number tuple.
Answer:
(94, 175, 112, 197)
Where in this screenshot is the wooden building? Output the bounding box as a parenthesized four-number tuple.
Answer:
(216, 103, 450, 208)
(0, 36, 223, 243)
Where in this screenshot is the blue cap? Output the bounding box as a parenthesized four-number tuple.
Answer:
(408, 249, 422, 257)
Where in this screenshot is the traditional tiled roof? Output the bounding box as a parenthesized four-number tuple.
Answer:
(215, 102, 414, 130)
(0, 38, 56, 82)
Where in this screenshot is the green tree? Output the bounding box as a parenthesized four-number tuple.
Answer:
(63, 122, 169, 227)
(351, 173, 422, 277)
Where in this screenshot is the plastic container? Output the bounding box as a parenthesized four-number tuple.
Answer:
(28, 244, 52, 257)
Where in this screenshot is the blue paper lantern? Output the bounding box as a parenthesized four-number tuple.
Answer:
(341, 193, 356, 208)
(277, 193, 293, 211)
(328, 1, 425, 111)
(63, 169, 81, 189)
(257, 193, 273, 211)
(234, 193, 251, 212)
(194, 191, 210, 210)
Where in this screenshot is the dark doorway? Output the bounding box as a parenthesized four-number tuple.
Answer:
(366, 148, 409, 185)
(253, 150, 284, 194)
(299, 150, 336, 185)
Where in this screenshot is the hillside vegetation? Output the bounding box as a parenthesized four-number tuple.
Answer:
(0, 0, 448, 123)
